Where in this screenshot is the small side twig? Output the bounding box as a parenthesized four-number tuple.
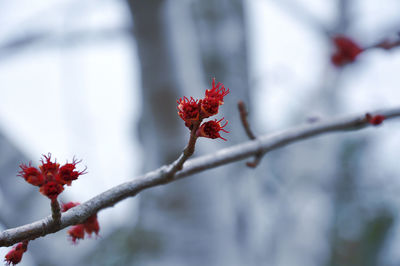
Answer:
(238, 101, 263, 168)
(364, 33, 400, 51)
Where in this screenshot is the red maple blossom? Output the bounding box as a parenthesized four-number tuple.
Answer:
(62, 202, 100, 244)
(4, 241, 29, 266)
(177, 78, 230, 141)
(18, 154, 86, 200)
(197, 118, 229, 141)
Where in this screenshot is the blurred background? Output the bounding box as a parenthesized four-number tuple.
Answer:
(0, 0, 400, 265)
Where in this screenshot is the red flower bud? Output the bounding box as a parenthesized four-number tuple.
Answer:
(63, 202, 100, 243)
(177, 97, 200, 128)
(68, 225, 85, 244)
(331, 35, 363, 66)
(205, 78, 230, 104)
(84, 215, 100, 237)
(4, 241, 28, 265)
(200, 97, 220, 118)
(197, 118, 229, 141)
(200, 79, 229, 118)
(39, 154, 60, 180)
(365, 113, 385, 125)
(39, 181, 64, 200)
(58, 159, 86, 186)
(18, 164, 44, 186)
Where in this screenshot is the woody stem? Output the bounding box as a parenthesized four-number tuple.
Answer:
(184, 122, 200, 157)
(169, 120, 201, 174)
(51, 199, 61, 225)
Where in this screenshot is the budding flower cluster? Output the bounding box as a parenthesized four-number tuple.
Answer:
(177, 78, 230, 140)
(6, 155, 97, 265)
(18, 154, 86, 200)
(62, 202, 100, 244)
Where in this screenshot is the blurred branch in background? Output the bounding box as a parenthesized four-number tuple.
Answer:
(270, 0, 330, 35)
(1, 107, 399, 247)
(0, 27, 130, 61)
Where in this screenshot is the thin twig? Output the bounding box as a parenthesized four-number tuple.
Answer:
(238, 101, 256, 139)
(364, 35, 400, 51)
(0, 107, 399, 247)
(238, 101, 263, 167)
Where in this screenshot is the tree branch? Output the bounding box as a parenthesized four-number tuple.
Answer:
(0, 27, 130, 62)
(1, 107, 400, 247)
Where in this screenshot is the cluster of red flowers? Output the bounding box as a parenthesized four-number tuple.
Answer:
(331, 35, 363, 67)
(18, 154, 86, 200)
(177, 78, 230, 140)
(62, 202, 100, 244)
(4, 155, 91, 264)
(4, 241, 28, 266)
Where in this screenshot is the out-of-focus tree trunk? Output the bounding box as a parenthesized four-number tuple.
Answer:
(128, 0, 184, 169)
(84, 0, 251, 265)
(190, 1, 254, 264)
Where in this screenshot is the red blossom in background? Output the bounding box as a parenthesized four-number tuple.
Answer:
(62, 202, 100, 244)
(331, 35, 363, 67)
(177, 78, 230, 141)
(4, 241, 29, 266)
(365, 113, 385, 125)
(197, 118, 229, 141)
(18, 154, 86, 200)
